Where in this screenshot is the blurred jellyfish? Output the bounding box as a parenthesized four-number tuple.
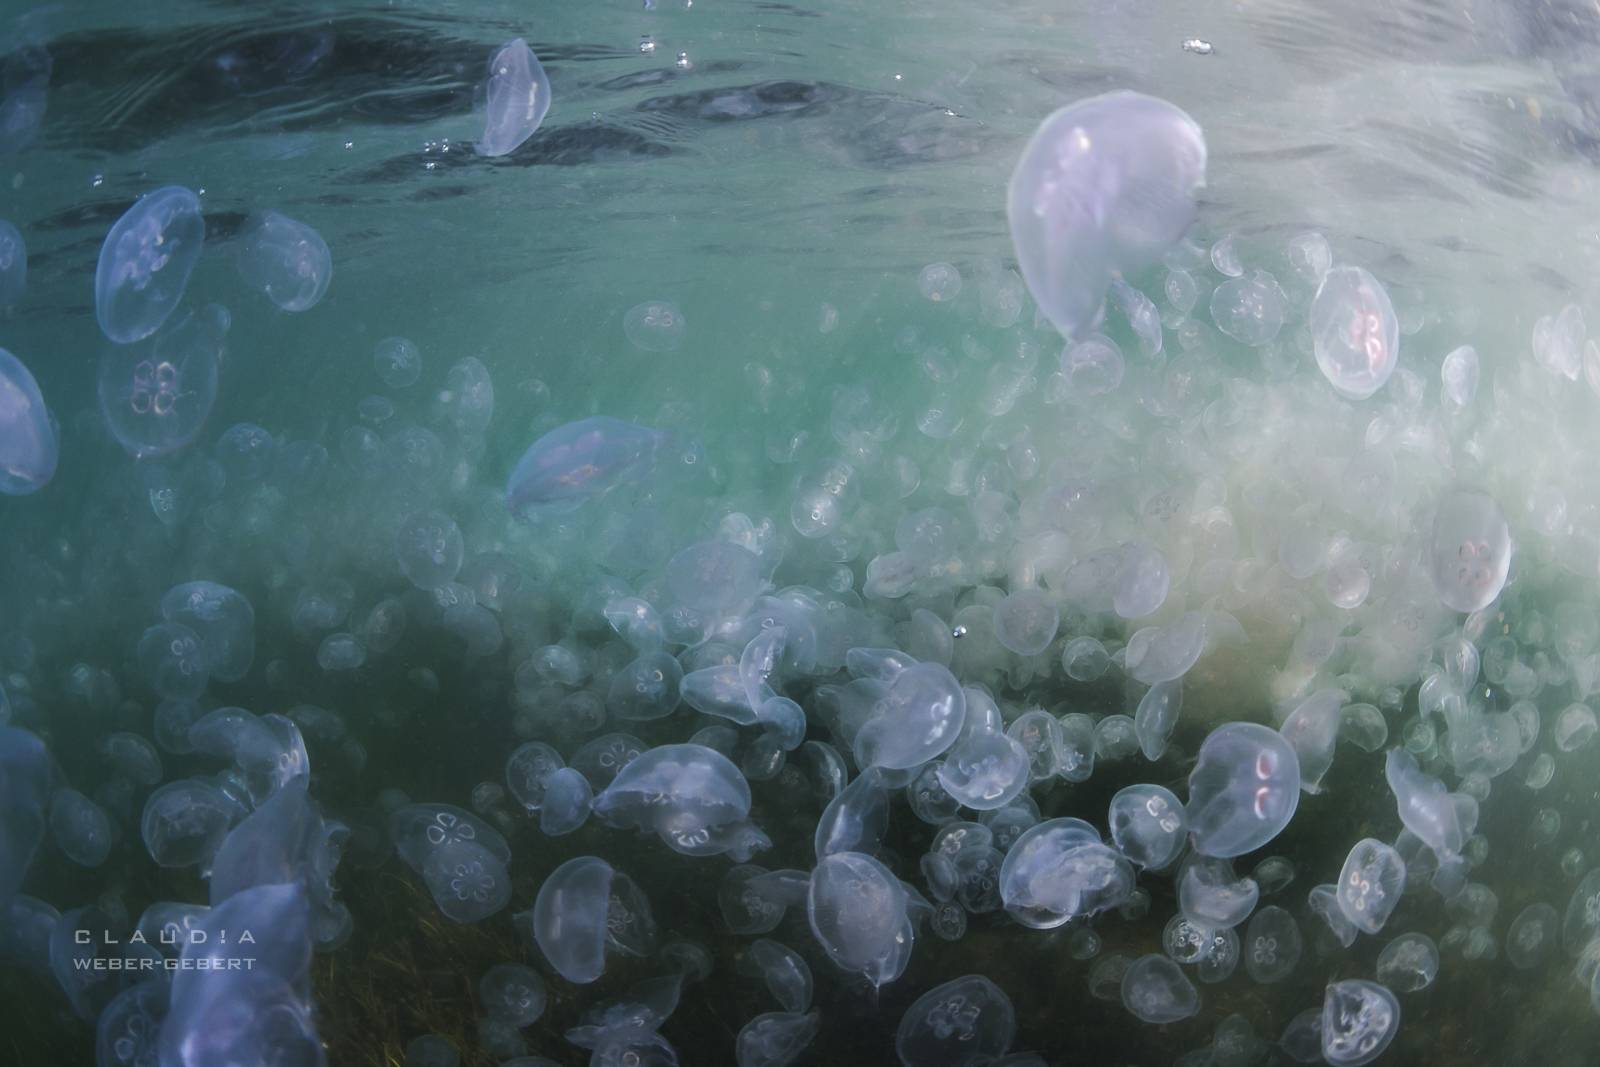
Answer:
(624, 300, 687, 351)
(235, 210, 332, 311)
(0, 349, 57, 494)
(1310, 266, 1398, 400)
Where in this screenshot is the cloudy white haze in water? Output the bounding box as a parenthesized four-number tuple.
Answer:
(3, 0, 1600, 1065)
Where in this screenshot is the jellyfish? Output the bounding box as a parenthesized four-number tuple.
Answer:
(391, 804, 512, 924)
(1375, 932, 1438, 991)
(215, 423, 277, 481)
(506, 415, 665, 516)
(517, 855, 649, 983)
(1310, 265, 1399, 400)
(236, 210, 331, 311)
(480, 962, 546, 1026)
(591, 743, 766, 859)
(917, 262, 962, 302)
(1321, 980, 1400, 1066)
(1429, 490, 1511, 613)
(434, 356, 494, 437)
(1184, 722, 1301, 858)
(162, 581, 255, 683)
(1000, 820, 1134, 928)
(48, 788, 111, 867)
(0, 348, 56, 495)
(97, 306, 223, 457)
(95, 186, 205, 343)
(992, 589, 1060, 656)
(624, 300, 687, 351)
(1243, 905, 1301, 984)
(851, 662, 967, 771)
(1335, 838, 1406, 935)
(394, 508, 464, 590)
(1120, 954, 1200, 1024)
(1008, 91, 1206, 340)
(140, 780, 234, 871)
(896, 975, 1015, 1066)
(477, 38, 551, 157)
(739, 1012, 820, 1067)
(0, 220, 24, 306)
(374, 336, 422, 387)
(807, 851, 913, 984)
(1109, 784, 1186, 870)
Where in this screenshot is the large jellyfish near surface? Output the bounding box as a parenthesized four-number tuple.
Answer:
(1007, 91, 1206, 340)
(0, 348, 56, 494)
(96, 305, 224, 457)
(1309, 265, 1399, 400)
(94, 185, 205, 344)
(477, 38, 551, 157)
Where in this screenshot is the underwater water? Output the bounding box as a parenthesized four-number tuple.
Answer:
(6, 0, 1600, 1064)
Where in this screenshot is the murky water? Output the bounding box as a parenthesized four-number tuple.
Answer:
(4, 1, 1600, 1065)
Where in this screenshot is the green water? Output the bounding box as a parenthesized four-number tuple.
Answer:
(6, 0, 1600, 1065)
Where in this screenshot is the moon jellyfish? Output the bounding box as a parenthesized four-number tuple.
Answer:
(1429, 490, 1510, 613)
(807, 851, 911, 984)
(477, 38, 550, 157)
(0, 348, 57, 494)
(1441, 345, 1479, 407)
(1506, 902, 1559, 969)
(0, 220, 23, 306)
(1210, 270, 1284, 346)
(374, 336, 421, 387)
(1244, 906, 1301, 983)
(434, 356, 493, 437)
(506, 416, 665, 516)
(1178, 854, 1258, 930)
(1000, 820, 1133, 928)
(1120, 954, 1200, 1024)
(162, 581, 255, 683)
(1336, 838, 1406, 934)
(97, 305, 224, 457)
(1321, 980, 1399, 1066)
(94, 185, 205, 343)
(917, 262, 961, 302)
(140, 780, 232, 870)
(1007, 91, 1206, 340)
(215, 423, 276, 481)
(480, 962, 546, 1026)
(667, 540, 762, 613)
(49, 788, 111, 867)
(851, 662, 967, 771)
(1556, 703, 1598, 752)
(1375, 931, 1438, 991)
(235, 210, 331, 311)
(591, 743, 764, 858)
(624, 300, 686, 352)
(394, 509, 464, 590)
(1310, 266, 1398, 400)
(739, 1011, 820, 1067)
(519, 855, 647, 983)
(1533, 303, 1585, 380)
(391, 804, 512, 924)
(745, 939, 812, 1014)
(607, 651, 683, 721)
(1061, 541, 1170, 619)
(1184, 722, 1301, 858)
(896, 975, 1015, 1066)
(1109, 784, 1186, 869)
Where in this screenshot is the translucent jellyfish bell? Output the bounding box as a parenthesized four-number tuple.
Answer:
(94, 185, 205, 343)
(97, 308, 222, 458)
(991, 589, 1060, 656)
(0, 220, 24, 306)
(591, 743, 764, 859)
(851, 662, 967, 771)
(477, 38, 551, 157)
(235, 210, 332, 311)
(480, 962, 546, 1026)
(1429, 490, 1511, 613)
(506, 416, 665, 516)
(1310, 265, 1399, 400)
(807, 851, 909, 980)
(896, 975, 1016, 1067)
(162, 581, 255, 683)
(1335, 838, 1406, 934)
(1120, 954, 1200, 1024)
(624, 300, 687, 351)
(1109, 784, 1186, 869)
(1007, 91, 1207, 341)
(1321, 980, 1399, 1066)
(391, 804, 512, 924)
(0, 348, 57, 494)
(1000, 819, 1133, 928)
(1184, 722, 1301, 858)
(394, 508, 464, 590)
